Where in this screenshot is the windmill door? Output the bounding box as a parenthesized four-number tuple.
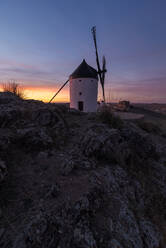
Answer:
(78, 101, 84, 111)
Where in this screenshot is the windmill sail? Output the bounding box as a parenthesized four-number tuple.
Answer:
(91, 26, 106, 102)
(49, 26, 107, 104)
(91, 27, 102, 75)
(101, 56, 106, 102)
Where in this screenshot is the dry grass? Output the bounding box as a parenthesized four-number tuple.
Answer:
(2, 81, 25, 99)
(97, 105, 123, 129)
(136, 119, 161, 134)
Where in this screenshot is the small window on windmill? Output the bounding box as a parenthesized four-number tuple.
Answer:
(79, 92, 82, 96)
(91, 80, 93, 82)
(79, 79, 82, 82)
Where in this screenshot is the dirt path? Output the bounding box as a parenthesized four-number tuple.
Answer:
(114, 112, 144, 120)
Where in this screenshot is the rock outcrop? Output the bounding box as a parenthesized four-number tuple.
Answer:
(0, 94, 166, 247)
(0, 160, 7, 184)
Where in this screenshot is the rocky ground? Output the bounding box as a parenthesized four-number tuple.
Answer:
(0, 92, 166, 248)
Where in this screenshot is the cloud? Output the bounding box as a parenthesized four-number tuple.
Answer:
(0, 61, 50, 78)
(108, 76, 166, 88)
(0, 59, 165, 103)
(0, 59, 67, 87)
(104, 76, 166, 103)
(112, 47, 166, 64)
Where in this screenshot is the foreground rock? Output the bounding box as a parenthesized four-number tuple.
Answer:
(13, 167, 162, 248)
(0, 160, 7, 184)
(0, 94, 166, 247)
(10, 123, 166, 247)
(0, 96, 68, 153)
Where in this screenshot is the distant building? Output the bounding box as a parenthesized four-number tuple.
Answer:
(114, 100, 130, 112)
(69, 59, 98, 112)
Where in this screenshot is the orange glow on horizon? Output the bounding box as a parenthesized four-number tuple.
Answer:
(0, 83, 165, 103)
(0, 85, 70, 103)
(25, 87, 69, 102)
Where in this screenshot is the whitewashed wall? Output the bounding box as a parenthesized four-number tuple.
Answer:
(70, 77, 98, 112)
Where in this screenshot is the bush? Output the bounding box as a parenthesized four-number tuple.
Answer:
(136, 120, 161, 134)
(97, 105, 123, 129)
(2, 81, 25, 99)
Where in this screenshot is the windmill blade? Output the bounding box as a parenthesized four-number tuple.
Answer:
(102, 56, 106, 84)
(101, 56, 106, 102)
(91, 26, 105, 102)
(91, 26, 107, 102)
(91, 26, 102, 76)
(49, 79, 69, 103)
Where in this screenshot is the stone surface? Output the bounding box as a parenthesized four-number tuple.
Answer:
(0, 160, 7, 183)
(0, 95, 165, 247)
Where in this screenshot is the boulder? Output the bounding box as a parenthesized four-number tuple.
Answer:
(0, 92, 21, 104)
(16, 127, 53, 150)
(80, 123, 158, 169)
(0, 160, 7, 183)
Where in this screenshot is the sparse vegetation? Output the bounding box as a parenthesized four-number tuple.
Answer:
(97, 105, 123, 129)
(136, 119, 161, 134)
(2, 81, 25, 99)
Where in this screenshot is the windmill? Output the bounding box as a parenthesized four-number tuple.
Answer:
(49, 26, 106, 104)
(91, 26, 107, 103)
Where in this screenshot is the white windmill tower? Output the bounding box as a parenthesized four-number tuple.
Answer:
(69, 59, 98, 112)
(49, 26, 107, 112)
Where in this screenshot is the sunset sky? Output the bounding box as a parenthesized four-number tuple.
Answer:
(0, 0, 166, 103)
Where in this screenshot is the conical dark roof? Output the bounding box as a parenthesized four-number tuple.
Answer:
(70, 59, 98, 80)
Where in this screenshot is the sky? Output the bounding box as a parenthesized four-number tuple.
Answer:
(0, 0, 166, 103)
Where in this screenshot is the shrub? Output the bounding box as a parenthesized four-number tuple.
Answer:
(136, 120, 161, 134)
(2, 81, 25, 99)
(97, 105, 123, 129)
